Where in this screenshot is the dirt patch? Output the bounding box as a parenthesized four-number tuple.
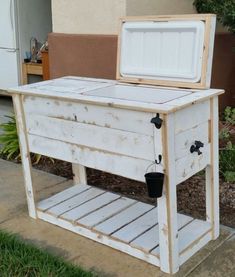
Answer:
(34, 157, 235, 228)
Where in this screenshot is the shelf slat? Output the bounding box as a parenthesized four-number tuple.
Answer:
(61, 192, 120, 221)
(37, 184, 89, 211)
(95, 201, 153, 235)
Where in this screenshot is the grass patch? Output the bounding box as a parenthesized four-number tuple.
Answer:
(0, 230, 98, 277)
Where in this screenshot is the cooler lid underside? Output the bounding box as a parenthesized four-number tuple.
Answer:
(119, 20, 205, 84)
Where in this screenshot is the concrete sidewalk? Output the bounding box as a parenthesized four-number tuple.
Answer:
(0, 159, 234, 277)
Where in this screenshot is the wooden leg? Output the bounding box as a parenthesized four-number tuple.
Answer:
(206, 96, 219, 239)
(72, 164, 87, 185)
(21, 63, 28, 85)
(13, 95, 37, 218)
(157, 113, 179, 274)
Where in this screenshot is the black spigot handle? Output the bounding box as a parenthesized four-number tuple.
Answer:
(190, 140, 204, 155)
(151, 113, 163, 129)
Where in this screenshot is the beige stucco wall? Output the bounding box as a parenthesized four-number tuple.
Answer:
(51, 0, 126, 34)
(51, 0, 226, 34)
(126, 0, 196, 16)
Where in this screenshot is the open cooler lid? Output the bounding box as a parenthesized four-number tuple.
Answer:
(116, 14, 216, 89)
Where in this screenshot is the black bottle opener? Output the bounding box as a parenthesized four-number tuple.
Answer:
(151, 113, 163, 129)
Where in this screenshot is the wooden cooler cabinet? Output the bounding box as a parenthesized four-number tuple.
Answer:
(9, 14, 224, 274)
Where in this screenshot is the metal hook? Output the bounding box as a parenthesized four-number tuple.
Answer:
(155, 155, 162, 165)
(145, 155, 162, 173)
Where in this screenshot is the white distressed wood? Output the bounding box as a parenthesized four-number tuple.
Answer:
(157, 113, 179, 274)
(23, 96, 154, 136)
(179, 230, 212, 266)
(21, 76, 116, 94)
(206, 16, 216, 88)
(175, 143, 211, 184)
(174, 100, 210, 134)
(95, 202, 153, 235)
(152, 220, 211, 256)
(37, 210, 160, 266)
(178, 220, 212, 254)
(78, 198, 136, 227)
(112, 207, 158, 242)
(28, 135, 158, 182)
(131, 214, 192, 252)
(12, 95, 37, 218)
(37, 184, 89, 212)
(72, 164, 87, 185)
(8, 78, 223, 114)
(36, 185, 212, 270)
(61, 192, 121, 222)
(206, 96, 220, 239)
(26, 114, 155, 161)
(175, 121, 209, 160)
(47, 187, 104, 217)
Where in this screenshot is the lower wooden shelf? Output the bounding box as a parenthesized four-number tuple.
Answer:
(37, 184, 212, 267)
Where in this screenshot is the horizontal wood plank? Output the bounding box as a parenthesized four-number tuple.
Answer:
(23, 96, 154, 136)
(60, 192, 121, 221)
(175, 121, 209, 160)
(47, 187, 105, 217)
(174, 100, 210, 134)
(132, 213, 192, 252)
(37, 184, 89, 212)
(28, 135, 158, 182)
(95, 202, 153, 235)
(152, 220, 211, 256)
(176, 143, 210, 184)
(26, 114, 155, 160)
(112, 207, 158, 242)
(37, 210, 160, 266)
(78, 198, 136, 227)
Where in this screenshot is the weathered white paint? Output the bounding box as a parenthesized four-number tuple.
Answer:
(131, 213, 192, 252)
(37, 184, 90, 212)
(37, 210, 161, 266)
(23, 95, 154, 136)
(175, 143, 211, 184)
(28, 134, 155, 182)
(8, 76, 223, 114)
(26, 114, 155, 161)
(72, 164, 87, 185)
(174, 100, 210, 134)
(175, 121, 209, 160)
(157, 113, 179, 274)
(95, 202, 153, 235)
(61, 192, 120, 222)
(36, 185, 213, 270)
(206, 97, 220, 239)
(12, 95, 37, 218)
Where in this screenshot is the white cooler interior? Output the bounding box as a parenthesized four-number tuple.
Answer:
(120, 21, 205, 83)
(84, 84, 192, 104)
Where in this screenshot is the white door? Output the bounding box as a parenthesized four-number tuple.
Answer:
(0, 48, 19, 89)
(0, 0, 17, 49)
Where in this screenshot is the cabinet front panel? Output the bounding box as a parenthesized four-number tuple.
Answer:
(23, 96, 164, 182)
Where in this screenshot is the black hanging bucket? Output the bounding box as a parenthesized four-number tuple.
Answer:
(145, 172, 164, 198)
